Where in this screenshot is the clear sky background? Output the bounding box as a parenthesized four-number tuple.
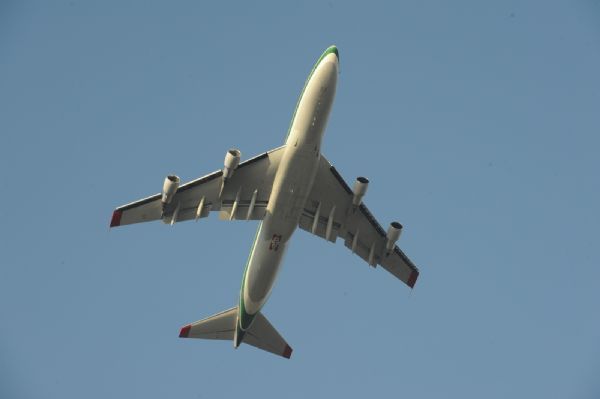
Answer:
(1, 1, 599, 398)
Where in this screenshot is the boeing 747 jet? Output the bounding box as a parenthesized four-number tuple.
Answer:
(110, 45, 420, 359)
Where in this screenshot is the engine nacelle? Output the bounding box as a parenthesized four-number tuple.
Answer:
(352, 177, 369, 206)
(223, 149, 241, 180)
(385, 221, 403, 252)
(162, 175, 180, 204)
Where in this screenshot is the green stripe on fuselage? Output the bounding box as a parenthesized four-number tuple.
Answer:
(238, 221, 263, 337)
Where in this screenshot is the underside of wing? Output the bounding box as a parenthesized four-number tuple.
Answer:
(110, 146, 285, 227)
(299, 154, 420, 288)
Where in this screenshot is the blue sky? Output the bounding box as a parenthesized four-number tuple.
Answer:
(1, 1, 599, 398)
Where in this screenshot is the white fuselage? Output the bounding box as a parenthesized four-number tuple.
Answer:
(237, 52, 339, 335)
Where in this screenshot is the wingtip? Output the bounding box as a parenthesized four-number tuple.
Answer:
(179, 324, 191, 338)
(110, 210, 122, 227)
(407, 270, 419, 289)
(283, 345, 293, 359)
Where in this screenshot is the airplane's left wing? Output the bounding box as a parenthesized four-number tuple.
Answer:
(110, 146, 286, 227)
(298, 154, 420, 288)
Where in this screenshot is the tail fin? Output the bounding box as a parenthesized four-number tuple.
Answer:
(179, 307, 293, 359)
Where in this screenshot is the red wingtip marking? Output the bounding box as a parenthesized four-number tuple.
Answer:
(283, 345, 293, 359)
(110, 210, 122, 227)
(407, 270, 419, 289)
(179, 325, 191, 338)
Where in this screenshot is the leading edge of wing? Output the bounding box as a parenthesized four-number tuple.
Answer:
(175, 144, 285, 195)
(114, 170, 224, 214)
(109, 170, 223, 227)
(110, 145, 287, 226)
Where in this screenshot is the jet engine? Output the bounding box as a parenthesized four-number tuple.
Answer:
(352, 177, 369, 206)
(162, 175, 180, 205)
(223, 149, 241, 180)
(385, 221, 403, 252)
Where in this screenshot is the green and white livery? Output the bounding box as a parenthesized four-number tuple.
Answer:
(110, 46, 419, 359)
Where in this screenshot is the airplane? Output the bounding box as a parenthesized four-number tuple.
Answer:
(110, 45, 419, 359)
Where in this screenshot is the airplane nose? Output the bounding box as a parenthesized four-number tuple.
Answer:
(328, 45, 339, 61)
(319, 45, 339, 73)
(324, 45, 339, 65)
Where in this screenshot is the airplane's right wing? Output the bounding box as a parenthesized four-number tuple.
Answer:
(110, 146, 286, 227)
(298, 154, 419, 288)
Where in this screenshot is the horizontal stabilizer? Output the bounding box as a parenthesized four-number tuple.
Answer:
(179, 307, 292, 359)
(245, 311, 293, 359)
(179, 307, 236, 340)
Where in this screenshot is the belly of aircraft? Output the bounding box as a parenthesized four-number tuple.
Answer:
(242, 147, 319, 315)
(240, 50, 337, 323)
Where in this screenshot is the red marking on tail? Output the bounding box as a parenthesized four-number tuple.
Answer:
(179, 325, 191, 338)
(110, 210, 122, 227)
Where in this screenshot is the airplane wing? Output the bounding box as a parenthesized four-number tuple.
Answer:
(110, 146, 286, 227)
(298, 154, 420, 288)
